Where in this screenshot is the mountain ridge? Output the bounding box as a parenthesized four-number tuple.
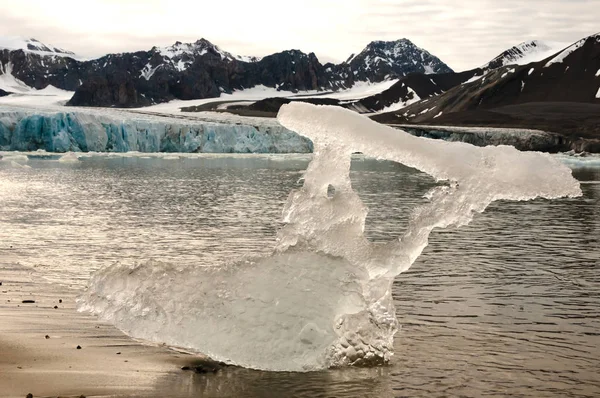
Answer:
(368, 33, 600, 147)
(0, 36, 453, 107)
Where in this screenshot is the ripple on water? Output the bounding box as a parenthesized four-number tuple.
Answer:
(0, 156, 598, 396)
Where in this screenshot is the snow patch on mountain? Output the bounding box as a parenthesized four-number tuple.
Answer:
(462, 74, 485, 85)
(483, 40, 562, 70)
(140, 64, 161, 80)
(501, 68, 516, 78)
(423, 64, 436, 74)
(142, 80, 400, 114)
(0, 62, 32, 93)
(377, 86, 421, 113)
(0, 63, 74, 105)
(545, 34, 598, 67)
(326, 79, 400, 100)
(545, 41, 584, 67)
(0, 36, 82, 59)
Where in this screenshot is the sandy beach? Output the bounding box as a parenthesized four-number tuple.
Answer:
(0, 260, 197, 398)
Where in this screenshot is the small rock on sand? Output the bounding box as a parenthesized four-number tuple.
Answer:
(26, 394, 33, 398)
(21, 300, 35, 304)
(76, 345, 82, 349)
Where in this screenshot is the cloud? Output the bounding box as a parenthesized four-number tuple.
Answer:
(0, 0, 597, 71)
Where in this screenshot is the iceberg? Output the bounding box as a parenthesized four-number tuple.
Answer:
(0, 109, 312, 154)
(78, 103, 581, 372)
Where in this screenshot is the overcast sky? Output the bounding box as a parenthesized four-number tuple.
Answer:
(0, 0, 598, 71)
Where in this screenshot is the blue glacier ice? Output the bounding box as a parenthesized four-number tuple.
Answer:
(0, 110, 313, 153)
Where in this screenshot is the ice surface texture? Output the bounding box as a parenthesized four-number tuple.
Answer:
(0, 110, 312, 153)
(78, 103, 581, 372)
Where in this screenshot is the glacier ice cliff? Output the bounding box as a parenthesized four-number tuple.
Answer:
(0, 109, 313, 153)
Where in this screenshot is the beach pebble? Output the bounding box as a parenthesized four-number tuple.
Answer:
(26, 394, 32, 398)
(76, 345, 82, 349)
(54, 305, 58, 309)
(59, 299, 62, 303)
(22, 300, 35, 304)
(45, 335, 50, 339)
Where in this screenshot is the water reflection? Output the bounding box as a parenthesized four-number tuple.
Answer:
(156, 366, 394, 398)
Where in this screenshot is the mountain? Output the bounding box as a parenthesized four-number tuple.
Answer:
(345, 39, 453, 80)
(0, 37, 78, 58)
(482, 40, 560, 70)
(372, 33, 600, 143)
(0, 36, 453, 107)
(351, 34, 597, 116)
(68, 45, 330, 107)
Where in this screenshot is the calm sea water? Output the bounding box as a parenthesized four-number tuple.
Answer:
(1, 154, 599, 397)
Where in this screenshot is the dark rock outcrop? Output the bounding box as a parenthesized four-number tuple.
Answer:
(67, 73, 150, 107)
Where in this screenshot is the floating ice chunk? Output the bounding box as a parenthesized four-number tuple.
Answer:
(58, 152, 80, 163)
(1, 154, 28, 163)
(79, 103, 581, 373)
(9, 160, 31, 168)
(161, 154, 182, 160)
(555, 153, 600, 168)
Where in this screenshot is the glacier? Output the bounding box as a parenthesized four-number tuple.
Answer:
(0, 109, 312, 153)
(78, 103, 581, 372)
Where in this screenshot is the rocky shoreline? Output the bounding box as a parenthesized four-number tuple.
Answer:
(397, 124, 600, 153)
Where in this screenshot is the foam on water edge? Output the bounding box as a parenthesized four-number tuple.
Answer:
(77, 104, 581, 372)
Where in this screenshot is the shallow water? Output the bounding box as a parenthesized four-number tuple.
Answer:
(1, 154, 599, 397)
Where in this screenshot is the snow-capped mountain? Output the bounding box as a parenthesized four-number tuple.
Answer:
(372, 32, 600, 138)
(346, 39, 453, 81)
(0, 37, 78, 58)
(483, 40, 561, 70)
(155, 39, 261, 72)
(0, 36, 453, 107)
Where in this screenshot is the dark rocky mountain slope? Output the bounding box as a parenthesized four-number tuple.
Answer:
(369, 33, 600, 149)
(373, 33, 600, 122)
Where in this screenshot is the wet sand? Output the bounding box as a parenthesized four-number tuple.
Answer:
(0, 262, 195, 398)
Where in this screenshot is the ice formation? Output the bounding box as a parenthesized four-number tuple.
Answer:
(78, 103, 581, 372)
